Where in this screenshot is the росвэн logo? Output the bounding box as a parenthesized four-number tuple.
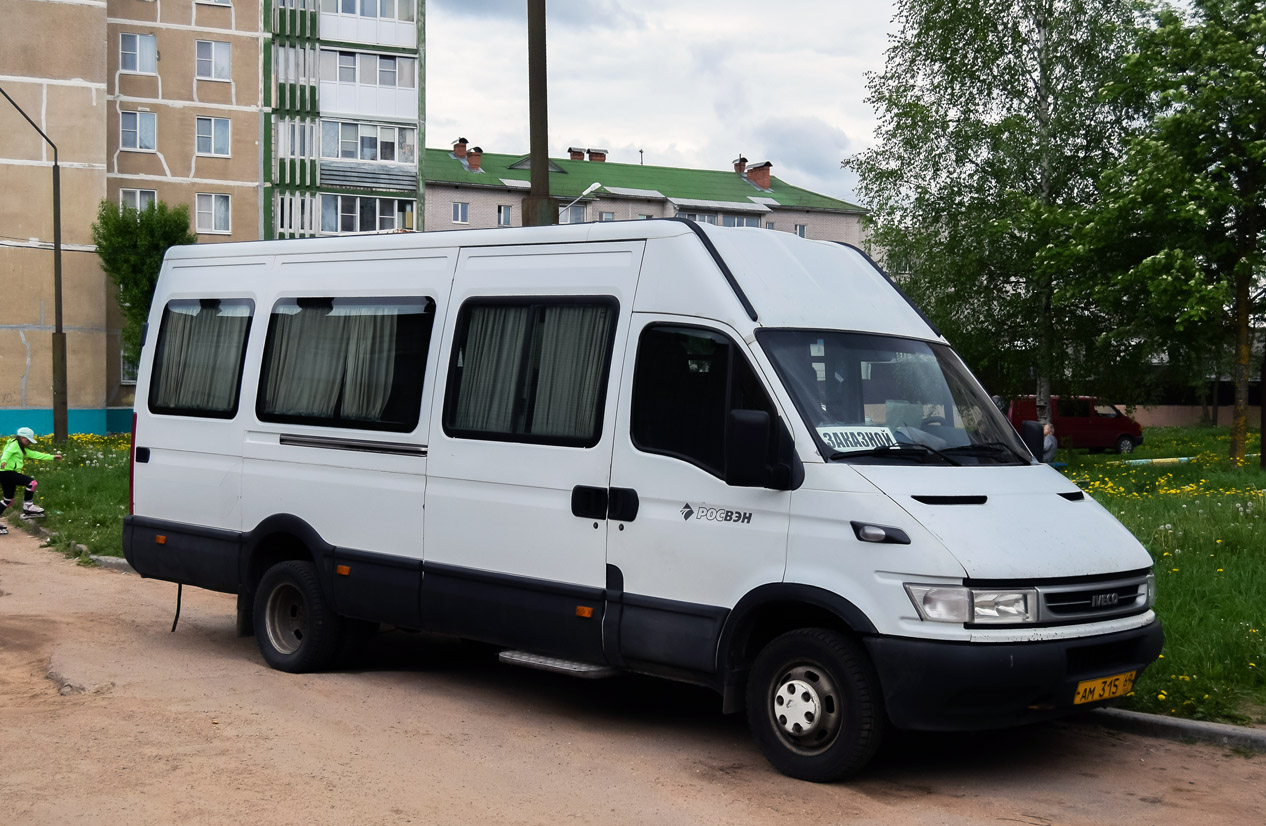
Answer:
(680, 503, 752, 524)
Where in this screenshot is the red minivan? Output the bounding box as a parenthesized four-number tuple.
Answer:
(1008, 396, 1144, 454)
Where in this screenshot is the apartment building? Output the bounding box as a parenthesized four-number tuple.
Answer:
(0, 0, 425, 434)
(424, 142, 867, 245)
(269, 0, 423, 238)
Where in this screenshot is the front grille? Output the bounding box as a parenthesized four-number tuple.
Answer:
(1036, 574, 1150, 624)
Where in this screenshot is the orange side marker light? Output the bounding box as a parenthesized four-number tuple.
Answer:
(336, 565, 350, 576)
(575, 605, 593, 618)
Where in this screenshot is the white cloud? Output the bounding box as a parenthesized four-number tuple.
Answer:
(426, 0, 896, 204)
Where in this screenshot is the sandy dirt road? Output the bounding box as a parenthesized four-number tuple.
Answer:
(1, 522, 1264, 826)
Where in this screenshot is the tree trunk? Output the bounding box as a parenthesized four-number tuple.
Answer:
(1228, 266, 1250, 464)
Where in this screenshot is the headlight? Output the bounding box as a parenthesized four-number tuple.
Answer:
(905, 584, 1037, 624)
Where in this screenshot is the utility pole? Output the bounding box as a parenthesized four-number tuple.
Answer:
(2, 85, 67, 442)
(521, 0, 557, 226)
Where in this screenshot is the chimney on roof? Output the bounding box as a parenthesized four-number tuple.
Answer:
(587, 147, 607, 162)
(747, 161, 772, 189)
(568, 146, 585, 160)
(733, 156, 748, 175)
(467, 146, 483, 172)
(452, 137, 468, 159)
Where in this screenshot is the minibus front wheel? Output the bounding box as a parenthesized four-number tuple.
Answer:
(746, 628, 883, 782)
(254, 560, 344, 673)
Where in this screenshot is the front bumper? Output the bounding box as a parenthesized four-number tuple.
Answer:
(864, 619, 1164, 731)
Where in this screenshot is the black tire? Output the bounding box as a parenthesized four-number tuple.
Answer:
(253, 560, 343, 673)
(1115, 436, 1135, 454)
(746, 628, 883, 782)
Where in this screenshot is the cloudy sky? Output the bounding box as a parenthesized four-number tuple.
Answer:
(426, 1, 899, 205)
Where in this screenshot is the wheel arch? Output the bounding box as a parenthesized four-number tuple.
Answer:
(716, 584, 877, 713)
(241, 514, 335, 597)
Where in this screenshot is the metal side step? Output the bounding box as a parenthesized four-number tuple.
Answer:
(498, 650, 617, 679)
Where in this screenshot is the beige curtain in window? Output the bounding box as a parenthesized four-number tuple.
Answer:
(453, 305, 528, 432)
(531, 305, 612, 439)
(153, 304, 249, 412)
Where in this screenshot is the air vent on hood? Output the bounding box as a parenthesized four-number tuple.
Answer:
(911, 495, 987, 505)
(1059, 491, 1086, 501)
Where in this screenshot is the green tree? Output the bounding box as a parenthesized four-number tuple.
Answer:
(91, 200, 196, 364)
(844, 0, 1145, 420)
(1082, 0, 1265, 465)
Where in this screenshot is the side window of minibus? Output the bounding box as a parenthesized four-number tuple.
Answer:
(257, 296, 435, 432)
(149, 298, 254, 418)
(443, 298, 618, 447)
(631, 325, 776, 477)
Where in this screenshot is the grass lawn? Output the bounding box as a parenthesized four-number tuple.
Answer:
(1054, 427, 1265, 723)
(5, 426, 1264, 723)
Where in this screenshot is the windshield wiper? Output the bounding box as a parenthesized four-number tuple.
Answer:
(830, 444, 961, 466)
(940, 441, 1030, 464)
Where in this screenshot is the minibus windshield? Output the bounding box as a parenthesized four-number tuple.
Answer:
(758, 330, 1030, 465)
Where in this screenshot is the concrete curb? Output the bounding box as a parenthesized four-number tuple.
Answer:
(1086, 708, 1266, 753)
(90, 554, 136, 574)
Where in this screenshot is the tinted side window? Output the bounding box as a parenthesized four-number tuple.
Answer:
(444, 298, 616, 447)
(149, 298, 254, 418)
(1057, 398, 1092, 418)
(257, 296, 434, 432)
(631, 325, 776, 477)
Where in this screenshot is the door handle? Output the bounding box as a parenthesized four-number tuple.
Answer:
(571, 485, 608, 520)
(608, 487, 639, 522)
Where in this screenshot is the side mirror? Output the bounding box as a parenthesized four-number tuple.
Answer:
(1019, 420, 1044, 461)
(725, 410, 804, 490)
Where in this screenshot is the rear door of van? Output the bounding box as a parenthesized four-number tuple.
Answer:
(421, 240, 644, 662)
(130, 255, 265, 592)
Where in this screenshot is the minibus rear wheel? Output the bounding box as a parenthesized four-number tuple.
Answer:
(254, 560, 343, 673)
(746, 628, 883, 782)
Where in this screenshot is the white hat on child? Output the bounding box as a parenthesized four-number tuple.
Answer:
(16, 427, 37, 443)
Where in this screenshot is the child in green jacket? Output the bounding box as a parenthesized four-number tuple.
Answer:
(0, 427, 63, 532)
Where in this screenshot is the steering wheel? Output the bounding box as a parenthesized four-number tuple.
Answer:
(921, 415, 947, 429)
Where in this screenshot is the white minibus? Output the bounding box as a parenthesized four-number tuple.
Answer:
(125, 219, 1162, 781)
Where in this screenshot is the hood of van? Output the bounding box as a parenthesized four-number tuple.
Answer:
(848, 464, 1152, 580)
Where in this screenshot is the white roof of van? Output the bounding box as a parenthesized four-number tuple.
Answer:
(162, 220, 941, 342)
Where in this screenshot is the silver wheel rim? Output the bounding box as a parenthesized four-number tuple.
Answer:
(769, 662, 843, 755)
(265, 581, 307, 656)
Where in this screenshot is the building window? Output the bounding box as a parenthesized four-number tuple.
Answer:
(121, 351, 139, 386)
(321, 120, 417, 163)
(559, 205, 585, 224)
(638, 214, 653, 220)
(120, 111, 157, 151)
(722, 215, 760, 228)
(148, 299, 254, 418)
(195, 41, 231, 81)
(258, 297, 435, 432)
(195, 117, 231, 157)
(119, 188, 157, 211)
(795, 224, 807, 238)
(279, 119, 316, 161)
(120, 33, 157, 74)
(321, 51, 416, 89)
(320, 194, 414, 233)
(198, 0, 233, 5)
(452, 202, 469, 224)
(766, 222, 775, 230)
(599, 211, 615, 222)
(444, 298, 618, 447)
(196, 193, 231, 234)
(322, 0, 415, 23)
(682, 212, 717, 224)
(497, 205, 512, 227)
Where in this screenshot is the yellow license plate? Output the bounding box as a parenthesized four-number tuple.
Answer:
(1074, 670, 1136, 704)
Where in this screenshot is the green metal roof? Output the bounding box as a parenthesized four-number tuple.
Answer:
(422, 148, 864, 213)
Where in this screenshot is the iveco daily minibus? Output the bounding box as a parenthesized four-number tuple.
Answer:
(124, 219, 1162, 781)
